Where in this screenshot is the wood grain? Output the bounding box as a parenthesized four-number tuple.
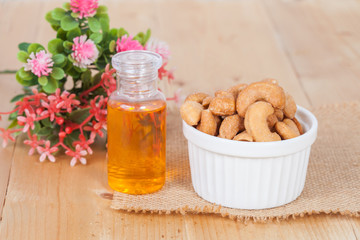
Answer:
(0, 0, 359, 239)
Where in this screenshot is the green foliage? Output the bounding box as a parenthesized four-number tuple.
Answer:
(27, 43, 45, 54)
(52, 8, 66, 20)
(90, 32, 102, 43)
(51, 67, 65, 80)
(17, 51, 29, 63)
(60, 15, 79, 31)
(88, 17, 101, 32)
(42, 77, 58, 93)
(48, 39, 64, 54)
(18, 42, 31, 52)
(68, 108, 91, 124)
(38, 76, 48, 86)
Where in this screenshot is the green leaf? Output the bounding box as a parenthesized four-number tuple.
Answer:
(74, 66, 88, 73)
(52, 54, 66, 65)
(42, 77, 58, 93)
(96, 6, 108, 14)
(143, 29, 151, 45)
(48, 39, 64, 54)
(51, 25, 60, 31)
(7, 119, 18, 129)
(68, 54, 75, 63)
(45, 11, 60, 26)
(90, 32, 102, 43)
(63, 2, 71, 10)
(118, 28, 128, 38)
(38, 76, 48, 86)
(66, 27, 81, 41)
(18, 42, 31, 52)
(10, 94, 26, 103)
(37, 127, 53, 136)
(81, 70, 92, 89)
(70, 12, 80, 19)
(109, 40, 116, 53)
(63, 41, 73, 50)
(109, 28, 118, 38)
(8, 111, 18, 121)
(68, 108, 91, 124)
(18, 67, 33, 80)
(51, 67, 65, 80)
(96, 13, 110, 32)
(60, 15, 79, 31)
(51, 8, 66, 20)
(56, 28, 67, 40)
(17, 51, 29, 63)
(88, 17, 101, 32)
(41, 118, 52, 127)
(33, 121, 41, 134)
(91, 72, 102, 85)
(27, 43, 45, 54)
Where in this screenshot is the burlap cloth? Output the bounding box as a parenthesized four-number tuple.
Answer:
(111, 102, 360, 222)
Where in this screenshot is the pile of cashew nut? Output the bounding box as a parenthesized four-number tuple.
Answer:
(180, 79, 303, 142)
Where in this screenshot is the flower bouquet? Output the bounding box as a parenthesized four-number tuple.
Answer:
(0, 0, 178, 166)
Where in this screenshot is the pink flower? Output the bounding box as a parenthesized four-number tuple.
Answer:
(102, 64, 117, 96)
(158, 62, 174, 82)
(116, 35, 143, 52)
(66, 144, 87, 166)
(17, 109, 36, 132)
(70, 0, 98, 19)
(41, 97, 61, 122)
(145, 39, 170, 62)
(73, 135, 94, 155)
(51, 88, 80, 113)
(24, 50, 54, 77)
(0, 128, 15, 148)
(84, 121, 105, 139)
(36, 140, 58, 162)
(24, 88, 47, 106)
(89, 96, 107, 122)
(24, 134, 45, 155)
(71, 35, 99, 68)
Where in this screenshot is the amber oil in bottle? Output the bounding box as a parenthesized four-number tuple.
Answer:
(108, 50, 166, 194)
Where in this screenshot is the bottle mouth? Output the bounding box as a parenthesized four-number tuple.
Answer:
(112, 50, 163, 80)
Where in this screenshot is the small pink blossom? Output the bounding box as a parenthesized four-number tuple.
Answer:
(36, 140, 58, 162)
(0, 128, 15, 148)
(158, 62, 174, 82)
(41, 97, 61, 122)
(24, 134, 45, 155)
(89, 96, 107, 122)
(102, 64, 117, 96)
(73, 135, 94, 155)
(24, 50, 54, 77)
(51, 88, 80, 113)
(116, 35, 143, 52)
(71, 35, 99, 68)
(70, 0, 98, 19)
(84, 120, 105, 139)
(66, 144, 87, 166)
(24, 88, 47, 106)
(17, 109, 36, 132)
(145, 39, 170, 62)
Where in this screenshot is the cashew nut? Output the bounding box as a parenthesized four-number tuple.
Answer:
(180, 100, 204, 126)
(275, 118, 300, 140)
(202, 96, 213, 108)
(209, 92, 236, 116)
(219, 114, 243, 139)
(267, 114, 279, 130)
(236, 82, 286, 117)
(283, 93, 297, 119)
(292, 117, 304, 135)
(185, 92, 209, 104)
(233, 131, 253, 142)
(227, 83, 248, 98)
(274, 108, 284, 121)
(196, 110, 218, 136)
(244, 101, 281, 142)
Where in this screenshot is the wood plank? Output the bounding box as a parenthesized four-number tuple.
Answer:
(0, 73, 23, 221)
(262, 0, 360, 106)
(156, 1, 311, 107)
(0, 0, 359, 239)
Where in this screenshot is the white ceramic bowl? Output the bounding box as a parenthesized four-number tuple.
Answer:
(182, 106, 318, 210)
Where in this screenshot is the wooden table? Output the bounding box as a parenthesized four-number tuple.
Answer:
(1, 0, 360, 239)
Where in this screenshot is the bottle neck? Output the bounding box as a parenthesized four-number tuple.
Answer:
(118, 73, 158, 98)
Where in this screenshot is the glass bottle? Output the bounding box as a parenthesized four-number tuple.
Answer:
(107, 50, 166, 194)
